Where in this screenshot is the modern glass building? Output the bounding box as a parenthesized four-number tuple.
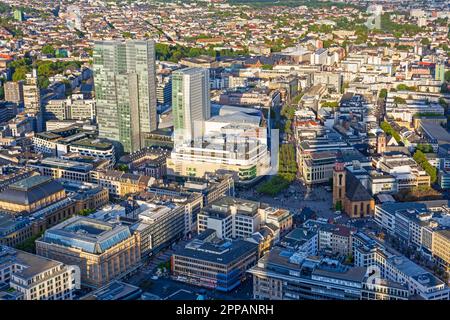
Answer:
(172, 67, 210, 142)
(93, 40, 157, 154)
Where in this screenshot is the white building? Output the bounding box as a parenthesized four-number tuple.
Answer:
(167, 106, 272, 182)
(172, 67, 211, 142)
(352, 233, 449, 300)
(0, 246, 80, 300)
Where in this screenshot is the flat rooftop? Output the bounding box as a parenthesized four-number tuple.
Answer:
(9, 175, 53, 191)
(175, 238, 258, 265)
(203, 196, 260, 218)
(0, 246, 62, 281)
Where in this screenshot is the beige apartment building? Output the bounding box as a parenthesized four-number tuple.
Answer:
(432, 230, 450, 277)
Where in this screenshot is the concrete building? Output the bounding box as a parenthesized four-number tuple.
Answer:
(4, 81, 24, 106)
(333, 162, 375, 218)
(248, 248, 367, 300)
(81, 280, 142, 300)
(131, 200, 186, 257)
(372, 154, 431, 189)
(352, 232, 449, 300)
(36, 216, 141, 288)
(171, 230, 258, 292)
(23, 71, 41, 114)
(0, 245, 80, 300)
(28, 157, 94, 182)
(197, 197, 292, 241)
(432, 230, 450, 278)
(168, 106, 271, 182)
(91, 170, 153, 197)
(0, 175, 67, 214)
(43, 95, 96, 123)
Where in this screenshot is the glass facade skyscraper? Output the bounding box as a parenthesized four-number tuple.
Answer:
(93, 40, 157, 154)
(172, 67, 210, 142)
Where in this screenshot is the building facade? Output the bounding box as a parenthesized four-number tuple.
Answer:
(93, 40, 157, 153)
(0, 246, 81, 300)
(36, 216, 141, 288)
(172, 67, 210, 142)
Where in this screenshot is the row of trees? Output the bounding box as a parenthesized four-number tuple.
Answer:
(257, 144, 297, 196)
(393, 96, 407, 104)
(321, 101, 339, 108)
(380, 121, 402, 143)
(380, 13, 424, 37)
(416, 144, 434, 154)
(11, 58, 81, 89)
(397, 84, 417, 91)
(155, 43, 247, 63)
(413, 150, 437, 183)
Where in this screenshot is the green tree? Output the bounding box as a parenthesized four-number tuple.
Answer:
(117, 164, 129, 172)
(12, 66, 28, 81)
(394, 96, 407, 104)
(421, 38, 431, 46)
(15, 232, 44, 253)
(380, 121, 402, 143)
(321, 101, 339, 108)
(42, 44, 55, 56)
(413, 150, 437, 183)
(284, 119, 292, 134)
(445, 71, 450, 82)
(379, 88, 388, 99)
(416, 144, 433, 153)
(77, 208, 95, 216)
(397, 84, 416, 91)
(0, 81, 4, 100)
(439, 98, 448, 109)
(122, 31, 133, 39)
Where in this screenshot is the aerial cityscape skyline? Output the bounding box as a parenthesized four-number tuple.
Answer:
(0, 0, 449, 307)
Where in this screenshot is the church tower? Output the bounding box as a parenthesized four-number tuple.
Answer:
(333, 161, 346, 209)
(377, 132, 386, 155)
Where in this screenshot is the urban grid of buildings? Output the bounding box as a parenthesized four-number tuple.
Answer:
(0, 0, 449, 301)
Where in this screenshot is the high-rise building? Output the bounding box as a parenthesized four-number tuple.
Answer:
(172, 67, 210, 142)
(156, 75, 172, 106)
(23, 70, 41, 114)
(4, 81, 24, 105)
(13, 9, 24, 22)
(366, 5, 382, 30)
(93, 40, 157, 154)
(23, 70, 43, 132)
(435, 63, 446, 83)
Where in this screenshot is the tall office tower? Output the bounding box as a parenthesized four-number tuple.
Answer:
(93, 40, 157, 154)
(13, 9, 24, 22)
(4, 81, 24, 105)
(23, 70, 41, 113)
(366, 4, 382, 30)
(172, 67, 210, 142)
(23, 70, 43, 132)
(435, 63, 446, 83)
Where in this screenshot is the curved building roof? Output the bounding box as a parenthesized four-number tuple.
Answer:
(40, 216, 133, 254)
(0, 176, 64, 206)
